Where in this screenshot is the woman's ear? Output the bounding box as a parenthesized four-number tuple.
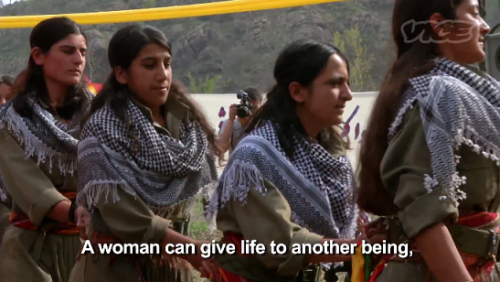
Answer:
(429, 12, 453, 39)
(114, 67, 128, 85)
(31, 47, 45, 66)
(289, 82, 306, 103)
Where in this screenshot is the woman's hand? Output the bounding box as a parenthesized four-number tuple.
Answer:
(357, 211, 372, 232)
(364, 218, 387, 245)
(357, 217, 387, 264)
(75, 206, 90, 240)
(184, 240, 217, 279)
(198, 258, 217, 279)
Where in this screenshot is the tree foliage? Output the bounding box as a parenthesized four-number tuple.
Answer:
(333, 24, 375, 92)
(186, 71, 230, 93)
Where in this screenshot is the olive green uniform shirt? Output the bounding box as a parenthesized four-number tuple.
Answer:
(0, 104, 87, 282)
(376, 105, 500, 281)
(214, 129, 348, 281)
(70, 98, 198, 282)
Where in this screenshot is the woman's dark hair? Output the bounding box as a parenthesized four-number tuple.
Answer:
(242, 86, 263, 103)
(9, 70, 27, 101)
(245, 39, 350, 157)
(357, 0, 464, 215)
(84, 24, 223, 160)
(12, 17, 89, 120)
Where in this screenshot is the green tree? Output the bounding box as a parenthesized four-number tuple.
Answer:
(142, 0, 156, 8)
(186, 71, 230, 93)
(333, 24, 375, 92)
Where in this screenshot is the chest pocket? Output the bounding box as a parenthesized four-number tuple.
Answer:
(457, 145, 496, 171)
(456, 145, 500, 209)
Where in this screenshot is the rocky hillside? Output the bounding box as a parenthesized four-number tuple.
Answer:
(0, 0, 498, 92)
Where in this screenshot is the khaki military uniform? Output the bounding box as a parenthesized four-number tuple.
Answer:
(214, 131, 349, 282)
(376, 105, 500, 281)
(70, 98, 197, 282)
(0, 104, 87, 282)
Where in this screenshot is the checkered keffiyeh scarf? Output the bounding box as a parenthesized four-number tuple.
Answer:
(77, 99, 219, 216)
(388, 57, 500, 205)
(207, 120, 358, 240)
(0, 90, 93, 206)
(0, 93, 93, 174)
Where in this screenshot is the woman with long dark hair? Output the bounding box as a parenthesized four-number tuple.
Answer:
(0, 17, 92, 281)
(358, 0, 498, 280)
(206, 39, 365, 281)
(71, 24, 221, 282)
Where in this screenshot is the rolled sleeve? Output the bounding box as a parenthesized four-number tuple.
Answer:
(0, 129, 68, 227)
(396, 176, 458, 239)
(97, 186, 170, 244)
(143, 215, 172, 244)
(381, 105, 458, 239)
(28, 188, 68, 226)
(278, 227, 324, 275)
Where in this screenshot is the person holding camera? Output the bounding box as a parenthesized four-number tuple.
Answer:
(218, 87, 263, 155)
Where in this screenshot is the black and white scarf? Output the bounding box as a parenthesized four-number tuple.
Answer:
(0, 90, 93, 205)
(207, 121, 359, 240)
(0, 93, 91, 174)
(389, 57, 500, 205)
(77, 100, 219, 216)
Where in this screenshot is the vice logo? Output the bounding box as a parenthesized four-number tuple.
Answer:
(401, 20, 475, 44)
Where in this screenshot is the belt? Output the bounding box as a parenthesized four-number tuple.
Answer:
(9, 192, 79, 235)
(387, 217, 500, 259)
(448, 224, 500, 258)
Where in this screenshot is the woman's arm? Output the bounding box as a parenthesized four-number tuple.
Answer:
(159, 228, 212, 273)
(47, 200, 75, 223)
(0, 129, 72, 226)
(416, 223, 472, 282)
(223, 179, 354, 276)
(305, 238, 355, 264)
(381, 105, 467, 280)
(94, 184, 212, 276)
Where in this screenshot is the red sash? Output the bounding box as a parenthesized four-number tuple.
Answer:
(9, 192, 79, 235)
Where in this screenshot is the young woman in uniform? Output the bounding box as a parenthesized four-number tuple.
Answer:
(358, 0, 499, 281)
(71, 24, 221, 282)
(206, 39, 366, 282)
(0, 17, 92, 281)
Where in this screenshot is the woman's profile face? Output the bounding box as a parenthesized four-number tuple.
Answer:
(296, 54, 352, 128)
(32, 34, 87, 86)
(433, 0, 490, 64)
(117, 43, 172, 110)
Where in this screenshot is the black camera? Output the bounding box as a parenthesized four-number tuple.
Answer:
(236, 90, 253, 118)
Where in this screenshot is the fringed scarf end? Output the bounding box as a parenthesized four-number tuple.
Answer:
(388, 95, 418, 142)
(77, 180, 129, 209)
(458, 127, 500, 167)
(1, 107, 77, 175)
(206, 159, 267, 231)
(341, 206, 360, 240)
